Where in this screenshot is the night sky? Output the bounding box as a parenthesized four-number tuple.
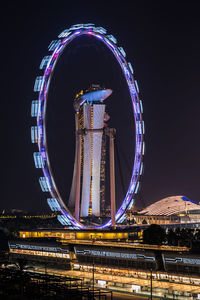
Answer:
(1, 1, 200, 213)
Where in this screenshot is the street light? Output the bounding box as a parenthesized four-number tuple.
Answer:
(150, 269, 152, 300)
(93, 258, 95, 297)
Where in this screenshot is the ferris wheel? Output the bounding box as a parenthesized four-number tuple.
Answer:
(31, 23, 144, 229)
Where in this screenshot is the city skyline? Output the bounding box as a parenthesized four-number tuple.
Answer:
(1, 1, 200, 212)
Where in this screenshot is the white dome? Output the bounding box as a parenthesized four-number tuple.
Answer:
(139, 196, 200, 216)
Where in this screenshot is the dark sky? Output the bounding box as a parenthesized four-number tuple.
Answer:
(1, 1, 200, 212)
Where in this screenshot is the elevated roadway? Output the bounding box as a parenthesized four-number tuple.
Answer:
(62, 239, 189, 252)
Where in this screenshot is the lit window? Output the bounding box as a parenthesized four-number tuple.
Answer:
(57, 215, 71, 226)
(128, 62, 134, 74)
(31, 100, 39, 117)
(93, 27, 107, 34)
(58, 29, 71, 38)
(39, 177, 51, 192)
(106, 35, 117, 44)
(135, 80, 139, 93)
(31, 126, 38, 143)
(47, 198, 61, 212)
(33, 152, 44, 168)
(34, 76, 43, 92)
(48, 40, 61, 51)
(40, 56, 51, 70)
(118, 47, 126, 57)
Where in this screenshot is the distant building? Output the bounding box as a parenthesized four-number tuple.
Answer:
(131, 196, 200, 225)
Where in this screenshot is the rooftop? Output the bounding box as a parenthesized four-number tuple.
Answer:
(139, 196, 200, 216)
(74, 85, 112, 111)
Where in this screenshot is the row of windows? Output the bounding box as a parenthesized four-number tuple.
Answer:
(118, 46, 126, 58)
(165, 264, 200, 275)
(106, 34, 117, 44)
(48, 40, 61, 51)
(58, 25, 106, 38)
(40, 56, 51, 70)
(34, 76, 43, 92)
(57, 215, 71, 226)
(33, 152, 44, 168)
(39, 177, 51, 192)
(78, 256, 155, 270)
(31, 100, 39, 117)
(31, 126, 38, 143)
(10, 248, 70, 259)
(47, 198, 61, 212)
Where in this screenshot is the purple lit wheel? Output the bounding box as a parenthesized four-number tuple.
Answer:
(31, 24, 144, 229)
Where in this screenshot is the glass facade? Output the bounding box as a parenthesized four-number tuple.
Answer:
(31, 100, 39, 117)
(39, 177, 51, 192)
(128, 62, 134, 74)
(106, 35, 117, 44)
(10, 248, 70, 259)
(31, 126, 38, 143)
(33, 152, 44, 168)
(57, 215, 71, 226)
(48, 40, 61, 51)
(118, 47, 126, 57)
(34, 76, 43, 92)
(47, 198, 61, 211)
(40, 56, 51, 69)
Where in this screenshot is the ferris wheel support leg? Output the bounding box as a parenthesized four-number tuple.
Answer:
(109, 129, 116, 229)
(75, 128, 81, 221)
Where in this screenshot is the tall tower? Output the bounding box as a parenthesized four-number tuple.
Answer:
(100, 112, 110, 215)
(68, 85, 112, 219)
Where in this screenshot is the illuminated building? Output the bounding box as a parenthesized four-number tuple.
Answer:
(140, 196, 200, 216)
(68, 85, 112, 219)
(131, 196, 200, 225)
(9, 231, 200, 298)
(12, 237, 200, 280)
(8, 241, 71, 270)
(100, 133, 106, 215)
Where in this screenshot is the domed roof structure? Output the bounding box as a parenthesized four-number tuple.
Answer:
(139, 196, 200, 216)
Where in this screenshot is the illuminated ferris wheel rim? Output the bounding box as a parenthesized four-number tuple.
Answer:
(31, 23, 144, 229)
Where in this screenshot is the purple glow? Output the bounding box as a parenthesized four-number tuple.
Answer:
(34, 24, 144, 229)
